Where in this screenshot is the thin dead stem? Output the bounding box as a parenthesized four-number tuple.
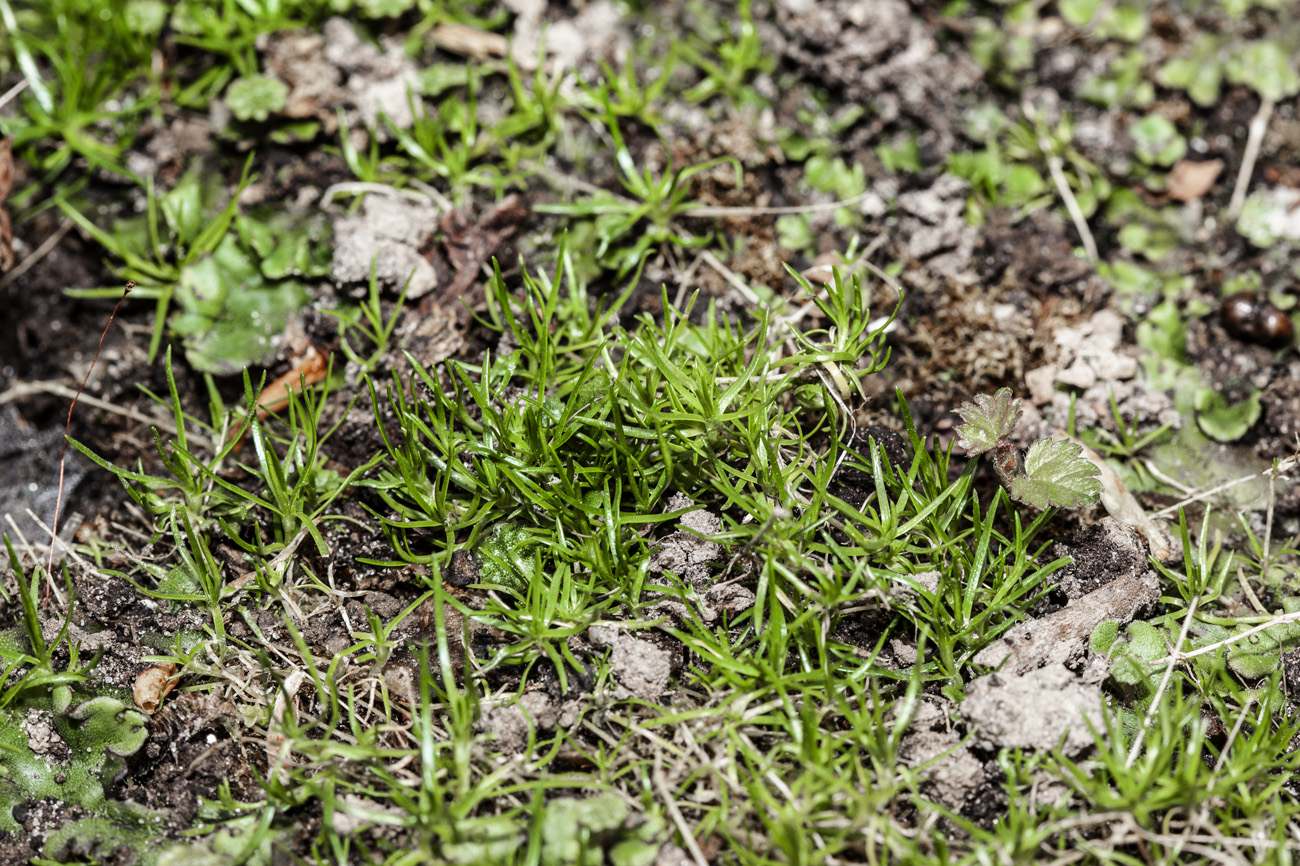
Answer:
(45, 281, 133, 597)
(0, 217, 73, 290)
(1150, 454, 1297, 520)
(0, 379, 198, 447)
(653, 754, 711, 866)
(1152, 608, 1300, 666)
(1127, 596, 1196, 768)
(1227, 97, 1273, 222)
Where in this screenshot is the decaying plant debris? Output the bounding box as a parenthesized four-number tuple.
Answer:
(2, 0, 1300, 863)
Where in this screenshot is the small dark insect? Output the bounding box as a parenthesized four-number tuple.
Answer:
(1220, 290, 1295, 348)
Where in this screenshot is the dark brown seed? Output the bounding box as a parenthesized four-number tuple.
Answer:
(1256, 305, 1295, 347)
(1220, 291, 1262, 340)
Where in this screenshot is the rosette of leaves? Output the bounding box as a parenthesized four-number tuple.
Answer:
(1129, 114, 1186, 168)
(1136, 299, 1265, 442)
(540, 794, 665, 866)
(224, 74, 288, 123)
(1093, 601, 1300, 689)
(1091, 619, 1164, 690)
(954, 388, 1102, 509)
(1079, 48, 1155, 108)
(0, 542, 164, 861)
(64, 165, 330, 372)
(1105, 189, 1182, 261)
(1160, 37, 1300, 107)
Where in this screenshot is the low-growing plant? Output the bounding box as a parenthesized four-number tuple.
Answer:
(72, 349, 376, 580)
(1159, 35, 1300, 106)
(954, 388, 1103, 509)
(536, 122, 741, 280)
(677, 0, 771, 106)
(0, 540, 165, 861)
(0, 0, 155, 182)
(60, 161, 328, 368)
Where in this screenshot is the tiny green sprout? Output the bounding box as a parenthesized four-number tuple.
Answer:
(1129, 114, 1186, 167)
(225, 74, 288, 122)
(1225, 40, 1300, 103)
(955, 388, 1102, 509)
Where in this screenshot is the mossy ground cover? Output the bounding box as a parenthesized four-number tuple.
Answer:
(3, 0, 1300, 863)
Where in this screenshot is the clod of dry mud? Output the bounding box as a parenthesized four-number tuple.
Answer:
(648, 494, 723, 588)
(775, 0, 980, 159)
(258, 18, 421, 133)
(644, 494, 756, 625)
(973, 517, 1159, 674)
(1033, 309, 1135, 393)
(504, 0, 627, 73)
(962, 664, 1104, 757)
(588, 625, 673, 699)
(1024, 309, 1179, 442)
(898, 698, 986, 810)
(332, 195, 442, 298)
(895, 175, 981, 278)
(479, 691, 560, 753)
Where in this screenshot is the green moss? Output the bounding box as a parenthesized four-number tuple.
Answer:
(475, 522, 541, 594)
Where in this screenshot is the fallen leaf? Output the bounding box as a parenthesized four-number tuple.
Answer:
(227, 344, 329, 447)
(424, 193, 530, 317)
(133, 662, 179, 713)
(255, 345, 328, 419)
(1167, 159, 1223, 203)
(431, 23, 508, 60)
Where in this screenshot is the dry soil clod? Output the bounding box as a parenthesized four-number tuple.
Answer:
(973, 518, 1161, 674)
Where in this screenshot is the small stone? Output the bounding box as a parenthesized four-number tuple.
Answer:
(1055, 360, 1097, 390)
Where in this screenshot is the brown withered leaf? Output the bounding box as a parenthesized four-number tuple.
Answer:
(0, 138, 13, 273)
(0, 138, 12, 201)
(423, 193, 530, 318)
(133, 662, 179, 713)
(226, 342, 330, 448)
(1167, 159, 1223, 203)
(431, 23, 508, 60)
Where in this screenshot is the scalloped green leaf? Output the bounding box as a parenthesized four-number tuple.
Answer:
(1090, 620, 1120, 655)
(1157, 35, 1224, 106)
(1225, 40, 1300, 102)
(1112, 653, 1153, 686)
(1007, 438, 1102, 509)
(226, 74, 288, 122)
(1227, 629, 1281, 680)
(1125, 621, 1167, 660)
(1130, 114, 1186, 167)
(1195, 388, 1261, 443)
(954, 388, 1022, 456)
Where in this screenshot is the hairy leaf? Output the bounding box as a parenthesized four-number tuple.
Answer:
(954, 388, 1023, 455)
(1007, 438, 1102, 509)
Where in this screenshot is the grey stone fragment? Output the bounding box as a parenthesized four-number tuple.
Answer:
(589, 625, 672, 698)
(331, 196, 441, 297)
(963, 664, 1104, 756)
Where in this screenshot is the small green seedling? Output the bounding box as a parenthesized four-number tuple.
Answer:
(955, 388, 1102, 509)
